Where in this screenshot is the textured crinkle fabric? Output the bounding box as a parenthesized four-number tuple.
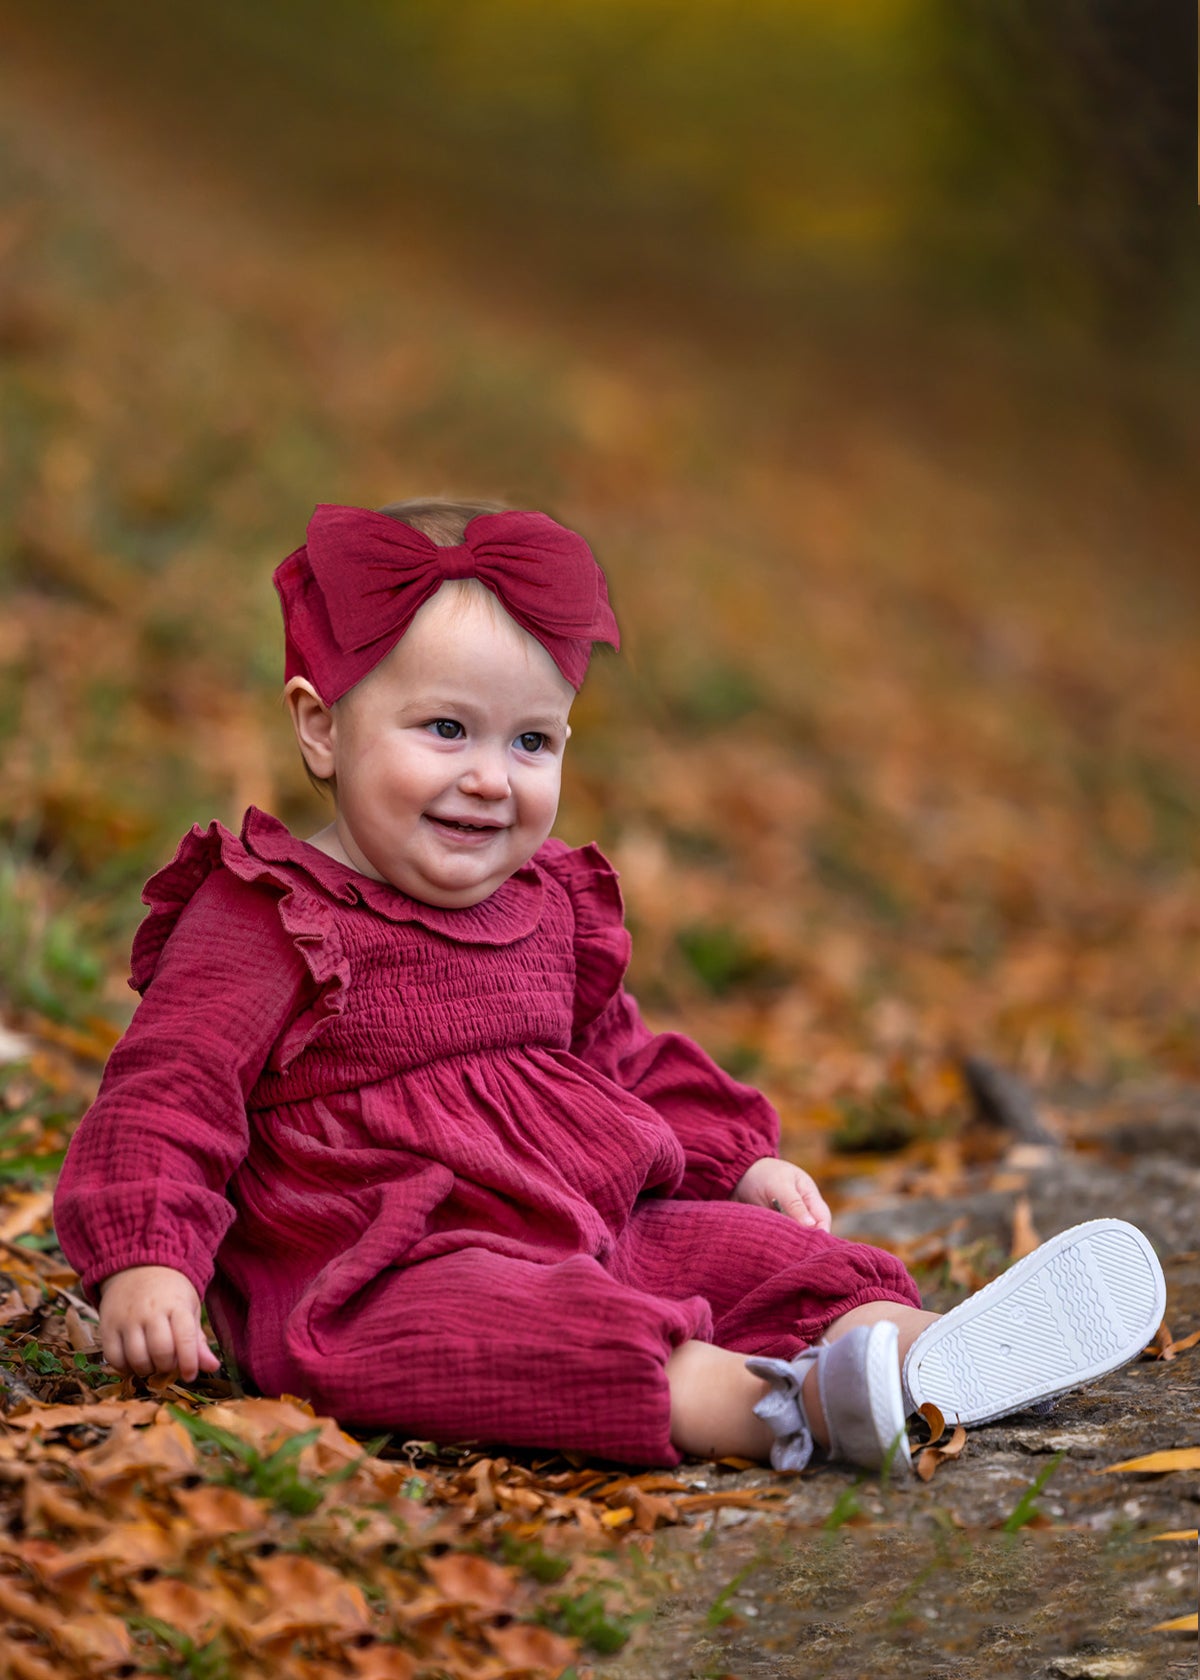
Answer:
(54, 810, 919, 1464)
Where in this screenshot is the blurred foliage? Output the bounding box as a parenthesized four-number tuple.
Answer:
(2, 0, 1194, 357)
(0, 3, 1198, 1174)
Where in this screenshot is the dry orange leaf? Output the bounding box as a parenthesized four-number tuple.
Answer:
(23, 1517, 178, 1585)
(245, 1553, 373, 1644)
(22, 1477, 109, 1536)
(55, 1609, 134, 1666)
(1102, 1447, 1200, 1474)
(77, 1409, 198, 1486)
(128, 1575, 221, 1640)
(916, 1424, 967, 1482)
(62, 1304, 98, 1352)
(674, 1487, 787, 1513)
(4, 1399, 161, 1430)
(1159, 1327, 1200, 1361)
(484, 1619, 577, 1673)
(1009, 1194, 1041, 1259)
(423, 1551, 520, 1614)
(346, 1646, 419, 1680)
(0, 1575, 59, 1636)
(626, 1487, 682, 1532)
(916, 1402, 946, 1445)
(0, 1190, 55, 1245)
(172, 1480, 268, 1538)
(0, 1636, 63, 1680)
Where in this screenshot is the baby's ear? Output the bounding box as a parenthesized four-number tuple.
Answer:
(285, 678, 337, 781)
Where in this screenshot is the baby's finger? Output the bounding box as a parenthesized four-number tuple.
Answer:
(120, 1323, 152, 1377)
(805, 1189, 833, 1232)
(778, 1192, 817, 1227)
(196, 1330, 222, 1373)
(193, 1302, 221, 1372)
(101, 1324, 131, 1376)
(174, 1308, 221, 1380)
(142, 1315, 182, 1376)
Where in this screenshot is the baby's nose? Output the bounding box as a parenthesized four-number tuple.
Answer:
(460, 746, 511, 799)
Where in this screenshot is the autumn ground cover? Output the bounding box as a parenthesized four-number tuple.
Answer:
(0, 25, 1198, 1680)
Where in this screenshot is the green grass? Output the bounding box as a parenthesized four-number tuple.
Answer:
(0, 851, 106, 1023)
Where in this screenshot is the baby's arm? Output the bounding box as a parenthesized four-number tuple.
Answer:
(99, 1265, 222, 1382)
(56, 870, 311, 1310)
(730, 1156, 832, 1231)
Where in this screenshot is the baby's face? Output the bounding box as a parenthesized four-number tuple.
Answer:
(317, 584, 575, 907)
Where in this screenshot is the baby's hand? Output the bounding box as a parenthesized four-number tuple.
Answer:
(731, 1157, 832, 1231)
(99, 1265, 222, 1383)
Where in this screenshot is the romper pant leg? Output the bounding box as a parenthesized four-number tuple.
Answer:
(280, 1246, 712, 1464)
(610, 1199, 922, 1359)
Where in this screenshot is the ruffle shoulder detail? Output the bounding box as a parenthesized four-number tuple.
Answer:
(536, 838, 632, 1036)
(130, 818, 349, 1070)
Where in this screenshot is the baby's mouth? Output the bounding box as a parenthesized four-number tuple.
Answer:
(427, 815, 504, 834)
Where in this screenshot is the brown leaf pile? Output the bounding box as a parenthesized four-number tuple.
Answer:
(0, 1386, 790, 1678)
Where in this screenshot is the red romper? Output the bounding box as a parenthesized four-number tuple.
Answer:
(54, 809, 920, 1464)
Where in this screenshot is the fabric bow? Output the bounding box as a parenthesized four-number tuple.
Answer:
(274, 504, 619, 703)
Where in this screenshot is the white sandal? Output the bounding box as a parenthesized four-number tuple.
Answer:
(902, 1218, 1166, 1427)
(747, 1321, 911, 1473)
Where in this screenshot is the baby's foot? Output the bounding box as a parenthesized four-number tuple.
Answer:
(747, 1321, 911, 1473)
(902, 1218, 1165, 1427)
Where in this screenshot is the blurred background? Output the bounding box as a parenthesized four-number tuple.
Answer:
(1, 0, 1197, 1180)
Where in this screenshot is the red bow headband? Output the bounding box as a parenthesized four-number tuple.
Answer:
(274, 504, 620, 704)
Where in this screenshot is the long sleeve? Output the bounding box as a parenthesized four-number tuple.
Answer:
(572, 981, 780, 1200)
(54, 871, 312, 1305)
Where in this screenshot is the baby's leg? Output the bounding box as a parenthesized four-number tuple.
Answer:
(676, 1220, 1166, 1472)
(666, 1300, 937, 1462)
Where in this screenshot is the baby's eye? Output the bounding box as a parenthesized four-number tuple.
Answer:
(516, 731, 548, 754)
(428, 719, 464, 740)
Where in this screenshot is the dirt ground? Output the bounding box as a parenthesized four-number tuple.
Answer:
(592, 1090, 1200, 1680)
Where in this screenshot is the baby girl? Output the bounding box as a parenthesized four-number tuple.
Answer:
(54, 499, 1165, 1474)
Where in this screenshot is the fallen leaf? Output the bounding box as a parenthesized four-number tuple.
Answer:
(55, 1610, 134, 1666)
(916, 1424, 967, 1482)
(626, 1486, 682, 1531)
(1101, 1447, 1200, 1475)
(0, 1636, 63, 1680)
(4, 1399, 162, 1431)
(1144, 1319, 1174, 1359)
(1151, 1612, 1198, 1632)
(0, 1575, 59, 1636)
(423, 1551, 519, 1614)
(916, 1402, 946, 1445)
(128, 1575, 221, 1640)
(674, 1487, 788, 1513)
(346, 1647, 418, 1679)
(246, 1553, 373, 1643)
(172, 1481, 268, 1537)
(0, 1191, 54, 1245)
(76, 1410, 198, 1486)
(1160, 1327, 1200, 1360)
(62, 1305, 98, 1352)
(22, 1477, 109, 1535)
(484, 1619, 577, 1672)
(22, 1517, 178, 1585)
(1010, 1194, 1040, 1259)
